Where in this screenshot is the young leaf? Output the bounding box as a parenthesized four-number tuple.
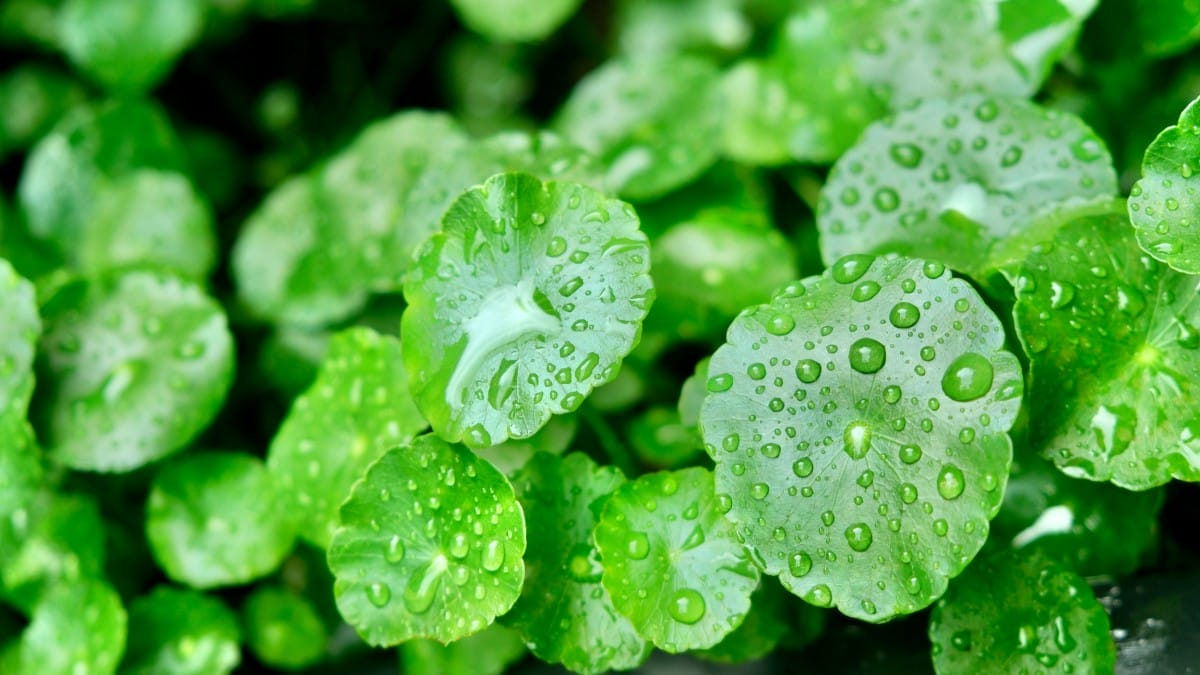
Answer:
(992, 452, 1163, 577)
(18, 99, 187, 260)
(1, 491, 107, 613)
(242, 586, 326, 671)
(34, 270, 235, 472)
(553, 56, 724, 200)
(401, 172, 653, 447)
(817, 95, 1117, 281)
(928, 549, 1115, 674)
(267, 327, 427, 548)
(1128, 94, 1200, 274)
(720, 4, 882, 165)
(121, 586, 241, 675)
(449, 0, 580, 42)
(0, 258, 39, 416)
(595, 467, 760, 653)
(700, 254, 1023, 622)
(504, 452, 649, 674)
(59, 0, 203, 92)
(326, 435, 526, 646)
(15, 579, 127, 675)
(145, 453, 298, 589)
(1013, 207, 1200, 489)
(232, 111, 467, 327)
(399, 624, 526, 675)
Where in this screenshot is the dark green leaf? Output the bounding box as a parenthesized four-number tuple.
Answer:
(448, 0, 582, 42)
(2, 490, 106, 613)
(700, 254, 1023, 621)
(697, 579, 790, 664)
(399, 624, 526, 675)
(0, 258, 39, 416)
(15, 579, 127, 675)
(0, 65, 85, 159)
(59, 0, 203, 92)
(121, 586, 241, 675)
(1128, 94, 1200, 274)
(242, 586, 325, 671)
(327, 435, 526, 646)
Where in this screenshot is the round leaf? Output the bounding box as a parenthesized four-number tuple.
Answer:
(60, 0, 203, 92)
(242, 586, 325, 671)
(2, 491, 106, 613)
(697, 579, 790, 664)
(267, 327, 428, 548)
(449, 0, 582, 42)
(399, 624, 526, 675)
(121, 586, 241, 675)
(16, 579, 127, 675)
(817, 95, 1117, 280)
(928, 549, 1116, 674)
(700, 254, 1023, 622)
(615, 0, 751, 58)
(0, 65, 87, 159)
(327, 435, 526, 646)
(554, 56, 723, 200)
(401, 172, 653, 447)
(0, 417, 43, 569)
(595, 467, 760, 653)
(1129, 94, 1200, 274)
(1013, 207, 1200, 488)
(505, 452, 649, 674)
(0, 258, 39, 416)
(992, 452, 1163, 577)
(146, 452, 298, 588)
(35, 270, 235, 472)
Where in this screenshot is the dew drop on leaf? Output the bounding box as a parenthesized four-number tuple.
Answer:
(366, 582, 391, 608)
(849, 338, 886, 373)
(940, 353, 994, 401)
(667, 589, 706, 624)
(937, 465, 966, 500)
(844, 523, 873, 552)
(626, 532, 650, 560)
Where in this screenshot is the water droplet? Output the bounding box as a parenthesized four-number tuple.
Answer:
(796, 359, 822, 383)
(845, 523, 873, 552)
(849, 338, 886, 374)
(566, 543, 602, 583)
(747, 362, 766, 380)
(682, 524, 705, 550)
(366, 582, 391, 608)
(750, 483, 770, 500)
(856, 470, 875, 488)
(806, 585, 833, 607)
(843, 421, 872, 459)
(530, 211, 546, 225)
(951, 630, 972, 651)
(974, 99, 999, 121)
(765, 313, 796, 336)
(883, 385, 902, 403)
(707, 374, 733, 392)
(788, 551, 812, 577)
(792, 458, 814, 477)
(900, 483, 919, 504)
(403, 555, 447, 614)
(941, 353, 994, 401)
(889, 143, 924, 168)
(546, 237, 567, 257)
(923, 261, 945, 278)
(890, 302, 920, 328)
(873, 187, 901, 213)
(933, 519, 949, 536)
(385, 536, 405, 564)
(667, 588, 706, 624)
(626, 532, 650, 560)
(937, 464, 966, 500)
(853, 281, 882, 302)
(832, 254, 874, 284)
(899, 444, 922, 464)
(481, 540, 505, 571)
(1000, 146, 1023, 168)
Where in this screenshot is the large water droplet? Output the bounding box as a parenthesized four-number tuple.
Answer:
(788, 551, 812, 577)
(403, 555, 447, 614)
(937, 464, 966, 500)
(849, 338, 886, 374)
(941, 353, 994, 401)
(796, 359, 822, 383)
(682, 524, 706, 550)
(806, 584, 833, 607)
(385, 536, 405, 564)
(889, 143, 924, 168)
(481, 539, 505, 572)
(626, 532, 650, 560)
(844, 523, 873, 552)
(843, 421, 872, 459)
(890, 302, 920, 328)
(765, 313, 796, 336)
(667, 588, 706, 624)
(832, 254, 874, 284)
(366, 582, 391, 608)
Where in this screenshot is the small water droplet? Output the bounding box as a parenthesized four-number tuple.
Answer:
(796, 359, 822, 383)
(626, 532, 650, 560)
(890, 302, 920, 328)
(481, 540, 505, 571)
(889, 143, 924, 168)
(366, 582, 391, 608)
(385, 536, 405, 564)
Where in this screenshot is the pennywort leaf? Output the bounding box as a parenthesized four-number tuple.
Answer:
(0, 416, 42, 572)
(0, 258, 39, 416)
(614, 0, 751, 59)
(817, 95, 1117, 281)
(700, 254, 1023, 622)
(326, 435, 526, 646)
(928, 549, 1115, 674)
(267, 327, 427, 548)
(554, 56, 723, 201)
(146, 453, 298, 589)
(402, 172, 653, 447)
(15, 579, 127, 675)
(449, 0, 581, 42)
(595, 467, 760, 653)
(35, 270, 235, 472)
(0, 65, 86, 159)
(242, 586, 326, 671)
(1, 490, 106, 613)
(505, 452, 649, 674)
(1014, 206, 1200, 489)
(121, 586, 241, 675)
(399, 624, 526, 675)
(697, 579, 791, 664)
(1129, 94, 1200, 273)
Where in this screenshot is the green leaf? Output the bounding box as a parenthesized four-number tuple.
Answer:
(145, 452, 297, 588)
(678, 357, 709, 429)
(553, 56, 724, 200)
(18, 99, 187, 261)
(59, 0, 203, 92)
(696, 579, 790, 664)
(629, 407, 704, 470)
(34, 270, 235, 472)
(1128, 0, 1200, 56)
(473, 412, 578, 477)
(595, 467, 760, 652)
(928, 549, 1116, 674)
(448, 0, 582, 42)
(77, 170, 216, 279)
(1013, 206, 1200, 489)
(1128, 94, 1200, 274)
(327, 435, 526, 646)
(121, 586, 241, 675)
(614, 0, 751, 59)
(242, 586, 326, 671)
(0, 65, 86, 159)
(0, 258, 39, 416)
(817, 95, 1118, 281)
(992, 452, 1163, 577)
(399, 624, 526, 675)
(0, 417, 43, 573)
(401, 172, 653, 447)
(232, 111, 467, 326)
(267, 327, 428, 548)
(700, 254, 1023, 622)
(2, 491, 107, 613)
(15, 579, 127, 675)
(720, 4, 882, 165)
(504, 452, 649, 674)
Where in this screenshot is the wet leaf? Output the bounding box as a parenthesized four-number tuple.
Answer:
(121, 586, 241, 675)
